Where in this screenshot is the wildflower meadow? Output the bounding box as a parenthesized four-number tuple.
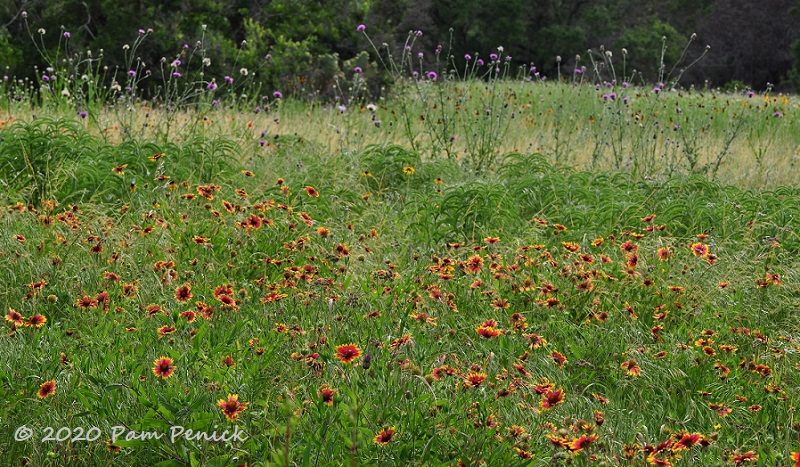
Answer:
(1, 19, 800, 467)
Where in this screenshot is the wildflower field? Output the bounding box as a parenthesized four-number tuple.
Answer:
(2, 26, 800, 467)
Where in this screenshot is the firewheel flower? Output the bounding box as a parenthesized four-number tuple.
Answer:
(374, 426, 396, 445)
(174, 283, 192, 302)
(152, 357, 176, 379)
(217, 394, 249, 421)
(38, 380, 56, 398)
(335, 343, 362, 364)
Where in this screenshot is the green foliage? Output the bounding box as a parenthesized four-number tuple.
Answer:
(616, 20, 684, 84)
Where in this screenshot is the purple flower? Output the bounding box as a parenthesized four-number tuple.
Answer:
(224, 76, 233, 84)
(211, 99, 218, 107)
(373, 120, 381, 128)
(412, 71, 419, 77)
(172, 59, 181, 67)
(78, 111, 88, 118)
(773, 111, 783, 117)
(418, 52, 424, 59)
(254, 106, 261, 114)
(354, 66, 362, 73)
(206, 81, 217, 91)
(357, 24, 366, 32)
(489, 53, 498, 60)
(602, 94, 609, 100)
(574, 69, 582, 74)
(138, 29, 146, 35)
(338, 105, 347, 113)
(652, 87, 661, 94)
(273, 91, 282, 99)
(622, 82, 629, 88)
(477, 59, 484, 66)
(427, 71, 437, 81)
(505, 56, 512, 61)
(747, 91, 754, 98)
(623, 97, 629, 104)
(609, 93, 617, 100)
(172, 72, 182, 77)
(464, 54, 471, 60)
(63, 31, 71, 38)
(128, 70, 136, 76)
(416, 30, 423, 37)
(259, 139, 266, 146)
(41, 75, 49, 81)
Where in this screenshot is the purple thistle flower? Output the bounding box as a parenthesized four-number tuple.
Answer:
(211, 99, 218, 107)
(489, 53, 498, 60)
(338, 105, 347, 113)
(128, 70, 136, 76)
(427, 71, 437, 81)
(78, 111, 88, 118)
(412, 71, 419, 77)
(354, 66, 362, 73)
(464, 54, 471, 60)
(138, 29, 146, 35)
(206, 81, 217, 91)
(172, 72, 182, 77)
(505, 55, 512, 61)
(273, 91, 282, 99)
(63, 31, 71, 38)
(477, 59, 484, 66)
(623, 97, 629, 104)
(418, 52, 424, 59)
(609, 93, 617, 100)
(41, 75, 49, 81)
(652, 87, 661, 94)
(416, 30, 423, 37)
(622, 82, 629, 88)
(747, 91, 754, 98)
(357, 24, 366, 32)
(224, 76, 233, 84)
(259, 139, 266, 146)
(773, 111, 783, 117)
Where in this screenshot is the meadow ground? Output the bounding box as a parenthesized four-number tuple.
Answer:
(1, 81, 800, 466)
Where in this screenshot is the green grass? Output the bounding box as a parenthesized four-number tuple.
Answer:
(1, 85, 800, 466)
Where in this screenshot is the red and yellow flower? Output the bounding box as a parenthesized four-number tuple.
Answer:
(335, 343, 362, 364)
(217, 394, 249, 421)
(152, 357, 176, 379)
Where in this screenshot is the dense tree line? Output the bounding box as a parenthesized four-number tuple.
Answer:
(1, 0, 798, 98)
